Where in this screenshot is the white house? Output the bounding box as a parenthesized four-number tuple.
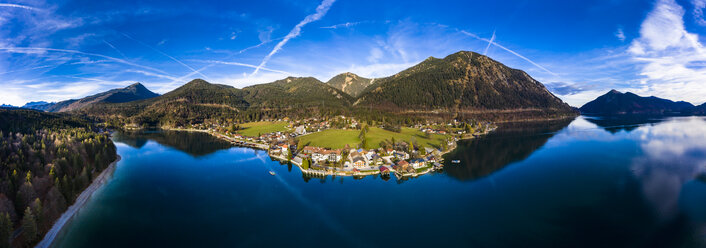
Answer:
(294, 125, 307, 135)
(311, 152, 326, 162)
(410, 159, 426, 169)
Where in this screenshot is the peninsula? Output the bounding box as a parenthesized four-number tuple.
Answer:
(168, 116, 496, 178)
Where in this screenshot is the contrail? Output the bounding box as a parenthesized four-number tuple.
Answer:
(121, 33, 212, 81)
(320, 21, 362, 29)
(69, 59, 111, 65)
(190, 59, 292, 74)
(126, 70, 180, 82)
(251, 0, 336, 76)
(0, 3, 41, 11)
(460, 30, 558, 76)
(483, 30, 496, 55)
(193, 37, 288, 75)
(236, 37, 285, 55)
(0, 47, 172, 76)
(165, 38, 289, 87)
(103, 40, 127, 59)
(148, 64, 216, 93)
(171, 64, 214, 85)
(0, 65, 53, 75)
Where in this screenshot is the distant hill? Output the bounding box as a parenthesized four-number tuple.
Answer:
(80, 79, 248, 126)
(22, 101, 55, 111)
(353, 51, 575, 121)
(694, 103, 706, 115)
(579, 90, 695, 115)
(243, 76, 354, 109)
(0, 104, 17, 108)
(326, 72, 375, 98)
(48, 83, 159, 112)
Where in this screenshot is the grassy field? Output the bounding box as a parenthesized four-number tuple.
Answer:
(364, 127, 447, 149)
(296, 129, 360, 149)
(237, 121, 289, 137)
(296, 127, 449, 150)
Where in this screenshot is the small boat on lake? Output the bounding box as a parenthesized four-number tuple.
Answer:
(269, 171, 275, 176)
(451, 160, 461, 164)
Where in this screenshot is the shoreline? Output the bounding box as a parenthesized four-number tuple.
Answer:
(163, 127, 453, 178)
(35, 155, 122, 248)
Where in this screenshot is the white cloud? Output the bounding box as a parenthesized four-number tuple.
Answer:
(630, 117, 706, 218)
(366, 47, 383, 63)
(252, 0, 336, 75)
(692, 0, 706, 25)
(627, 0, 706, 105)
(258, 26, 275, 43)
(615, 27, 626, 42)
(0, 1, 83, 50)
(65, 33, 96, 48)
(553, 89, 618, 108)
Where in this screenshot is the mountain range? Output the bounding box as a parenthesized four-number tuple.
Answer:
(19, 50, 578, 126)
(580, 90, 704, 115)
(21, 101, 55, 111)
(45, 82, 160, 112)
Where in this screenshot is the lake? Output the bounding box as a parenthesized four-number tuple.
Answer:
(51, 116, 706, 247)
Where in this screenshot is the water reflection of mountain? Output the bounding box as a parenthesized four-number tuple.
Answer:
(583, 116, 665, 133)
(443, 118, 573, 181)
(113, 130, 234, 157)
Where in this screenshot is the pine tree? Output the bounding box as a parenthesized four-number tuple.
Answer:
(302, 159, 310, 170)
(21, 207, 37, 244)
(94, 153, 102, 170)
(0, 213, 12, 248)
(32, 198, 42, 226)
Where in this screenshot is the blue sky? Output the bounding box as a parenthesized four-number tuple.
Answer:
(1, 0, 705, 107)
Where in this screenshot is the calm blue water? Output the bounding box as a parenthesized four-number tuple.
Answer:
(52, 117, 706, 247)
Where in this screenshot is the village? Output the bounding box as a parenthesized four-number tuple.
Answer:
(270, 143, 443, 178)
(172, 116, 496, 178)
